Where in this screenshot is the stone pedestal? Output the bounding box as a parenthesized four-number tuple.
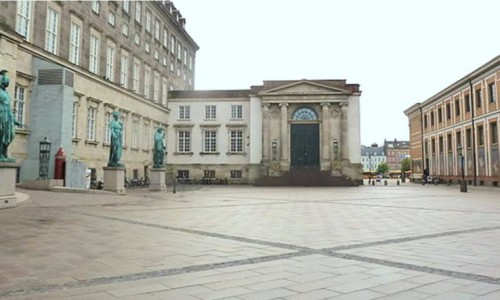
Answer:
(0, 162, 19, 209)
(103, 166, 126, 195)
(149, 168, 166, 191)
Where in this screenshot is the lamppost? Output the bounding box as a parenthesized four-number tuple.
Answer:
(457, 144, 467, 192)
(39, 137, 51, 180)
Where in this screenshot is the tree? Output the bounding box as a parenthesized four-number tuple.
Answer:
(377, 163, 389, 174)
(400, 158, 411, 172)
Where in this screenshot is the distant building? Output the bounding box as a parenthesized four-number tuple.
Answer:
(404, 55, 500, 186)
(384, 139, 410, 171)
(361, 143, 385, 173)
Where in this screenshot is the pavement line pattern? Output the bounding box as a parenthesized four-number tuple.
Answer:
(3, 210, 500, 298)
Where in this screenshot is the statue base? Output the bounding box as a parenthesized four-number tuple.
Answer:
(103, 166, 126, 195)
(0, 162, 19, 209)
(149, 168, 166, 191)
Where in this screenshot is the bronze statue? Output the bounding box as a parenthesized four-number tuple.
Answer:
(153, 128, 166, 168)
(0, 70, 20, 162)
(107, 111, 124, 167)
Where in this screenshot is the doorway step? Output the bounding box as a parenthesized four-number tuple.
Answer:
(255, 168, 359, 187)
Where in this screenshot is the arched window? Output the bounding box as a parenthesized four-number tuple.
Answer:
(292, 107, 318, 121)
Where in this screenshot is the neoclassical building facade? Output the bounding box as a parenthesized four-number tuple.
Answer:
(167, 80, 363, 185)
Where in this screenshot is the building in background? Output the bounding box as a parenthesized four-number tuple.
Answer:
(405, 55, 500, 186)
(383, 139, 410, 171)
(361, 143, 386, 173)
(0, 0, 198, 187)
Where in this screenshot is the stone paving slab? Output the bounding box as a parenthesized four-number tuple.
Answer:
(1, 184, 500, 299)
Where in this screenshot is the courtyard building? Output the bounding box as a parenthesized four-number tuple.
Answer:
(383, 139, 410, 172)
(405, 55, 500, 186)
(361, 143, 386, 174)
(1, 0, 198, 187)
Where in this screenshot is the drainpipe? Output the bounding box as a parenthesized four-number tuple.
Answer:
(469, 79, 478, 186)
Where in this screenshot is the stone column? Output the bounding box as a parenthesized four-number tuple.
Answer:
(103, 166, 126, 195)
(340, 102, 349, 160)
(262, 104, 270, 161)
(280, 103, 289, 163)
(321, 103, 331, 161)
(0, 162, 19, 209)
(149, 168, 166, 191)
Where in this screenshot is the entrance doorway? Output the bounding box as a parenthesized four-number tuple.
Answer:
(290, 124, 320, 167)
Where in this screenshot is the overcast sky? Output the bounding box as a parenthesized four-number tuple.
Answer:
(175, 0, 500, 146)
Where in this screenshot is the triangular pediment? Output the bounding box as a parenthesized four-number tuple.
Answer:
(259, 80, 350, 95)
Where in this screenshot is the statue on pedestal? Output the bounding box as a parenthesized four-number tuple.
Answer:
(0, 70, 20, 162)
(153, 128, 166, 168)
(107, 111, 124, 167)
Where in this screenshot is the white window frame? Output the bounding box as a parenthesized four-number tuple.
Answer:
(154, 19, 160, 40)
(145, 10, 151, 32)
(132, 58, 140, 93)
(179, 106, 190, 120)
(163, 28, 168, 48)
(120, 50, 129, 88)
(104, 112, 112, 144)
(87, 107, 97, 141)
(230, 130, 244, 153)
(144, 65, 151, 99)
(72, 100, 78, 139)
(143, 123, 150, 150)
(134, 1, 141, 23)
(120, 114, 127, 146)
(161, 78, 168, 106)
(177, 130, 191, 152)
(205, 105, 216, 120)
(122, 23, 129, 36)
(202, 130, 217, 153)
(132, 119, 139, 148)
(45, 6, 59, 54)
(231, 105, 243, 119)
(89, 30, 100, 74)
(69, 17, 82, 65)
(13, 85, 26, 128)
(153, 72, 160, 103)
(16, 0, 32, 41)
(108, 11, 115, 26)
(92, 0, 100, 13)
(106, 41, 116, 81)
(123, 0, 130, 13)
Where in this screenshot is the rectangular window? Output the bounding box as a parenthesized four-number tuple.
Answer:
(154, 19, 160, 40)
(230, 170, 242, 179)
(143, 123, 150, 149)
(72, 101, 78, 138)
(145, 42, 150, 53)
(476, 89, 482, 108)
(89, 32, 100, 74)
(203, 131, 217, 152)
(203, 170, 215, 178)
(13, 85, 25, 128)
(231, 105, 243, 119)
(179, 106, 190, 120)
(145, 10, 151, 32)
(438, 108, 442, 123)
(92, 0, 100, 13)
(132, 120, 139, 148)
(153, 72, 160, 102)
(177, 170, 189, 179)
(178, 131, 191, 152)
(108, 11, 115, 26)
(162, 78, 168, 106)
(132, 59, 140, 93)
(171, 36, 176, 53)
(431, 138, 436, 154)
(134, 33, 140, 45)
(488, 83, 496, 103)
(120, 50, 129, 88)
(87, 107, 97, 141)
(144, 66, 151, 99)
(106, 42, 115, 81)
(465, 94, 471, 113)
(447, 133, 452, 151)
(455, 99, 460, 116)
(423, 115, 428, 128)
(430, 111, 434, 126)
(163, 28, 168, 48)
(104, 112, 112, 144)
(134, 1, 141, 22)
(456, 131, 462, 148)
(205, 105, 216, 120)
(230, 130, 243, 152)
(123, 0, 130, 13)
(438, 136, 443, 153)
(446, 104, 451, 120)
(45, 7, 59, 54)
(16, 0, 32, 41)
(69, 20, 81, 65)
(122, 23, 129, 36)
(120, 115, 127, 146)
(477, 125, 484, 146)
(466, 128, 472, 148)
(491, 122, 498, 144)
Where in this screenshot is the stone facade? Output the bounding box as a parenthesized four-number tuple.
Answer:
(405, 55, 500, 186)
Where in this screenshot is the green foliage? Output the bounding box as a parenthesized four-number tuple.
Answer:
(400, 158, 411, 172)
(377, 163, 389, 174)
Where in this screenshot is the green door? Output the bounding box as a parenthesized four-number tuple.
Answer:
(291, 124, 320, 167)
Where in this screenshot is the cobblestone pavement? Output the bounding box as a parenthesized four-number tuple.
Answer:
(1, 181, 500, 299)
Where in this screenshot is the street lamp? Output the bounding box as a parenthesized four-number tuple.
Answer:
(39, 137, 51, 180)
(457, 144, 467, 192)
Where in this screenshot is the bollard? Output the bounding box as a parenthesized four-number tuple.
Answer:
(384, 180, 387, 186)
(372, 180, 375, 186)
(397, 180, 400, 186)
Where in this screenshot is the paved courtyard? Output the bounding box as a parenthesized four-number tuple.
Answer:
(1, 182, 500, 299)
